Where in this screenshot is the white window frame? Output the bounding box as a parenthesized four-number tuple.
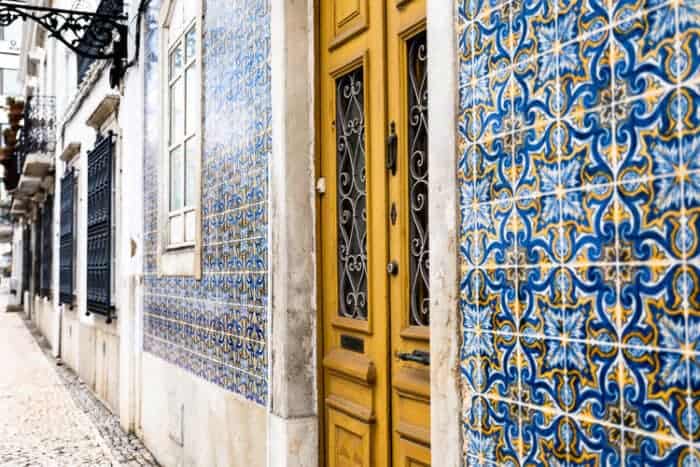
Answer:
(158, 0, 203, 278)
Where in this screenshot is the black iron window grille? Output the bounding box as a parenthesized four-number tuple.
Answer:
(86, 132, 114, 322)
(17, 95, 56, 174)
(34, 207, 41, 293)
(40, 195, 53, 298)
(60, 169, 75, 305)
(77, 0, 124, 85)
(22, 225, 30, 303)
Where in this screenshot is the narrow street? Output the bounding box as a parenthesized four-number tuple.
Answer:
(0, 293, 157, 467)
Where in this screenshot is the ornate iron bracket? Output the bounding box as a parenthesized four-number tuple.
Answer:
(0, 2, 128, 88)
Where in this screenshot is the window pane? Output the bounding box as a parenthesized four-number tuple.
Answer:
(2, 69, 17, 96)
(169, 43, 183, 80)
(169, 0, 183, 40)
(185, 27, 196, 61)
(185, 137, 197, 207)
(170, 145, 184, 211)
(170, 78, 184, 143)
(184, 1, 197, 24)
(185, 65, 198, 134)
(184, 211, 196, 243)
(170, 214, 184, 245)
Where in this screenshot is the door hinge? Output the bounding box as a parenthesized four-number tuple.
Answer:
(316, 177, 327, 195)
(386, 121, 397, 175)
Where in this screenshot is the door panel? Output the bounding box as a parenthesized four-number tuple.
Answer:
(320, 1, 389, 466)
(319, 0, 428, 465)
(387, 0, 430, 465)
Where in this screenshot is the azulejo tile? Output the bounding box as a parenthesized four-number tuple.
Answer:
(558, 29, 613, 117)
(511, 0, 558, 64)
(562, 266, 618, 340)
(558, 0, 610, 37)
(612, 3, 679, 95)
(514, 194, 562, 264)
(482, 397, 521, 464)
(623, 432, 695, 466)
(512, 53, 560, 127)
(560, 184, 617, 263)
(143, 0, 270, 405)
(458, 0, 700, 458)
(519, 407, 569, 466)
(621, 344, 692, 440)
(616, 89, 680, 183)
(473, 3, 514, 74)
(561, 110, 615, 186)
(567, 417, 623, 466)
(620, 264, 687, 350)
(564, 341, 621, 421)
(617, 177, 685, 262)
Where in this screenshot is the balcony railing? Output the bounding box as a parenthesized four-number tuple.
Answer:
(77, 0, 124, 85)
(17, 95, 56, 174)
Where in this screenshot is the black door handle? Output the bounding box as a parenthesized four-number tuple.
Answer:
(397, 350, 430, 366)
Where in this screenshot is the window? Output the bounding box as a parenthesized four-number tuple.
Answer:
(164, 0, 200, 248)
(159, 0, 202, 277)
(60, 169, 75, 305)
(86, 134, 114, 321)
(40, 195, 53, 298)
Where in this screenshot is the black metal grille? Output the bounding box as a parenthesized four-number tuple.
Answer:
(17, 95, 56, 174)
(22, 225, 30, 303)
(34, 209, 41, 293)
(60, 169, 74, 305)
(407, 31, 430, 327)
(335, 67, 368, 321)
(86, 133, 113, 320)
(77, 0, 124, 85)
(40, 195, 53, 298)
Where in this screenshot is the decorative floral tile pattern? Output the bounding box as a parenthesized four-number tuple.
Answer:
(458, 0, 700, 462)
(142, 0, 270, 405)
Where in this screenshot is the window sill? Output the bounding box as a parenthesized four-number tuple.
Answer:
(159, 246, 199, 277)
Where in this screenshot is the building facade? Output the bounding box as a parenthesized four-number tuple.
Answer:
(3, 0, 700, 466)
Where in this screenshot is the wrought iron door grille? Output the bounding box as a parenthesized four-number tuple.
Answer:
(407, 31, 430, 327)
(77, 0, 124, 85)
(17, 95, 56, 174)
(60, 169, 75, 305)
(335, 67, 368, 321)
(86, 133, 114, 320)
(40, 195, 53, 298)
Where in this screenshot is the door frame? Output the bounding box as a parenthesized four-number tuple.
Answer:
(267, 1, 462, 466)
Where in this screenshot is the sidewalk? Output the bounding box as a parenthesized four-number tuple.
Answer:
(0, 294, 156, 466)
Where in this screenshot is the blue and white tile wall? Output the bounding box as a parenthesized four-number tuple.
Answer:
(142, 0, 271, 405)
(457, 0, 700, 463)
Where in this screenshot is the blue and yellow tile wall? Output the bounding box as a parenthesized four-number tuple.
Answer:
(457, 0, 700, 463)
(142, 0, 271, 405)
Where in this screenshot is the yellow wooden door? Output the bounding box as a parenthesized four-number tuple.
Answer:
(386, 2, 430, 466)
(319, 0, 429, 466)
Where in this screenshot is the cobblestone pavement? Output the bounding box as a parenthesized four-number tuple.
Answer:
(0, 297, 158, 467)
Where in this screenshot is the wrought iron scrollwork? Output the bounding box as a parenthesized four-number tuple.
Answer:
(17, 95, 56, 173)
(336, 68, 368, 321)
(0, 1, 128, 87)
(407, 31, 430, 327)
